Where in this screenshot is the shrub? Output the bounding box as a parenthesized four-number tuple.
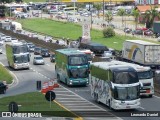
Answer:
(103, 27, 115, 38)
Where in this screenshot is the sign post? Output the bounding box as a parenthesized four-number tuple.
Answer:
(81, 17, 91, 43)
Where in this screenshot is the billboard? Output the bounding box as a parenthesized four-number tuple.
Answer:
(62, 0, 134, 2)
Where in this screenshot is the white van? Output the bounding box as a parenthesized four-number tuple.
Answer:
(48, 9, 58, 14)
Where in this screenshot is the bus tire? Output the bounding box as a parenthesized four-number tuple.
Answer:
(149, 95, 153, 98)
(94, 93, 99, 103)
(3, 89, 6, 94)
(65, 79, 68, 85)
(108, 100, 112, 110)
(57, 74, 60, 82)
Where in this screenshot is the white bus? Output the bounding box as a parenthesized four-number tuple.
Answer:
(63, 7, 77, 14)
(90, 61, 141, 110)
(6, 42, 30, 69)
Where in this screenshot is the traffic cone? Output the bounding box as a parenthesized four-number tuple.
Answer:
(48, 80, 54, 91)
(53, 79, 59, 88)
(41, 82, 49, 94)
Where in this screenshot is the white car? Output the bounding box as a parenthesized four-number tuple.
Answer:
(5, 36, 12, 42)
(157, 36, 160, 42)
(33, 55, 45, 65)
(0, 35, 6, 41)
(0, 40, 4, 45)
(11, 38, 18, 43)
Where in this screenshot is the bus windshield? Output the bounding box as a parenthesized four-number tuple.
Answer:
(114, 86, 140, 100)
(14, 55, 29, 63)
(137, 70, 153, 79)
(69, 68, 89, 78)
(13, 45, 29, 54)
(113, 72, 139, 84)
(69, 56, 88, 65)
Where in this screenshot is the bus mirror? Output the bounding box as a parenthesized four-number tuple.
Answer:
(140, 82, 143, 88)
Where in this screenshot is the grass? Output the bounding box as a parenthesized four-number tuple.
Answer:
(17, 18, 159, 50)
(22, 0, 46, 3)
(0, 64, 13, 84)
(0, 92, 77, 117)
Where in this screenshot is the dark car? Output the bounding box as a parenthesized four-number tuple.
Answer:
(124, 27, 132, 33)
(0, 82, 7, 94)
(41, 48, 50, 57)
(50, 54, 55, 62)
(79, 42, 109, 56)
(34, 47, 42, 55)
(132, 29, 143, 35)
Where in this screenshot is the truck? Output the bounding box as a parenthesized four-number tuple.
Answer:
(6, 42, 30, 69)
(90, 61, 141, 110)
(11, 22, 22, 33)
(111, 60, 154, 97)
(55, 48, 90, 86)
(153, 21, 160, 37)
(122, 40, 160, 69)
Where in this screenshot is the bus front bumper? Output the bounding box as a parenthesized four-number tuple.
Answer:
(68, 78, 89, 86)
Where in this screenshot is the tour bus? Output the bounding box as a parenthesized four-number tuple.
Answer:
(55, 48, 90, 86)
(77, 49, 94, 62)
(62, 7, 77, 14)
(90, 61, 142, 110)
(6, 42, 30, 69)
(118, 61, 154, 97)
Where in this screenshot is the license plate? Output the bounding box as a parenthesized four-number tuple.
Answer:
(146, 90, 150, 93)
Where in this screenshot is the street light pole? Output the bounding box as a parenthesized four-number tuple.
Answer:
(103, 0, 104, 21)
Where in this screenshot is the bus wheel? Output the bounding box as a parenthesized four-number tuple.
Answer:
(149, 95, 153, 98)
(94, 93, 99, 103)
(57, 74, 60, 82)
(3, 90, 6, 94)
(108, 100, 112, 110)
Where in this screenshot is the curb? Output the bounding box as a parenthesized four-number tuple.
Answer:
(0, 62, 18, 88)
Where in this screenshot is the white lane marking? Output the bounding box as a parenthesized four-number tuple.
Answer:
(58, 101, 89, 103)
(57, 98, 87, 100)
(46, 64, 50, 66)
(69, 109, 105, 111)
(56, 94, 78, 96)
(153, 95, 160, 99)
(139, 106, 145, 110)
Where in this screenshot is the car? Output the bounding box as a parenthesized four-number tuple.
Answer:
(0, 82, 7, 94)
(0, 39, 4, 45)
(4, 36, 12, 42)
(34, 47, 42, 55)
(40, 48, 50, 57)
(19, 40, 27, 45)
(50, 53, 55, 62)
(0, 35, 6, 41)
(28, 45, 35, 52)
(33, 55, 45, 65)
(11, 38, 18, 43)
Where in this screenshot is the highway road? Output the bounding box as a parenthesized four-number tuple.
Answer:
(0, 41, 160, 120)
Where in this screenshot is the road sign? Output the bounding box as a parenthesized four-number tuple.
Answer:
(8, 102, 18, 113)
(45, 91, 56, 102)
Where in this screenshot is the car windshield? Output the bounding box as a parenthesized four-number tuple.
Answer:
(114, 86, 140, 100)
(13, 45, 29, 54)
(42, 49, 48, 52)
(69, 68, 89, 78)
(35, 57, 43, 60)
(14, 54, 29, 63)
(137, 70, 153, 79)
(113, 71, 139, 84)
(69, 55, 88, 65)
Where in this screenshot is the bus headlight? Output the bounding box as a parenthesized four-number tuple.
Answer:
(69, 80, 72, 85)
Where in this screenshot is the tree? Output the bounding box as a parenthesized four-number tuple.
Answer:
(117, 8, 126, 26)
(1, 0, 13, 3)
(105, 11, 113, 24)
(144, 6, 160, 28)
(94, 3, 102, 18)
(132, 9, 140, 29)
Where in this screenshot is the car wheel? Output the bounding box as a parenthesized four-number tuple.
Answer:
(3, 89, 6, 94)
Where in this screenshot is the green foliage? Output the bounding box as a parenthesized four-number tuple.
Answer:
(103, 27, 115, 38)
(105, 11, 113, 24)
(0, 64, 13, 84)
(93, 3, 102, 18)
(144, 6, 160, 28)
(117, 8, 126, 25)
(132, 9, 140, 29)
